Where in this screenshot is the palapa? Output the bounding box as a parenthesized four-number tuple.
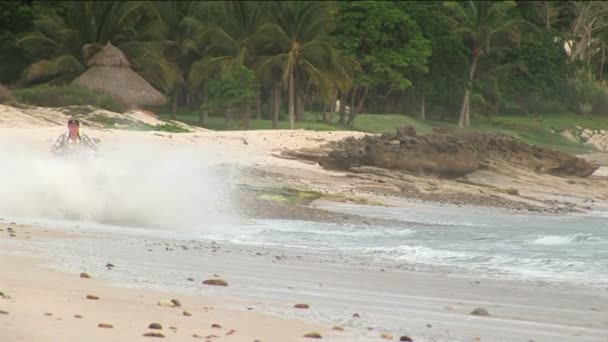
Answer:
(72, 42, 166, 109)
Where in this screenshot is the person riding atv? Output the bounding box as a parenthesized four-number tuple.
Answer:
(51, 118, 98, 156)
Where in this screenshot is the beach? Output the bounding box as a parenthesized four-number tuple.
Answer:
(1, 105, 608, 341)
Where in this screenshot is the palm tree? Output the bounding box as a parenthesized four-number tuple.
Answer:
(17, 1, 176, 92)
(257, 1, 343, 129)
(150, 1, 211, 118)
(443, 1, 521, 128)
(189, 1, 265, 129)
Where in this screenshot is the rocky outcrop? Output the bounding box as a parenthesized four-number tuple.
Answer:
(285, 126, 599, 178)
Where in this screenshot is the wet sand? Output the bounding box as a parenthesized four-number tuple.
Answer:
(1, 222, 607, 342)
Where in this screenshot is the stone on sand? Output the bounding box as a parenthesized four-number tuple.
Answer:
(211, 323, 222, 328)
(86, 294, 99, 300)
(80, 272, 91, 279)
(400, 336, 413, 342)
(148, 323, 162, 330)
(183, 310, 192, 316)
(74, 315, 83, 319)
(294, 303, 309, 309)
(471, 308, 490, 316)
(332, 326, 344, 331)
(143, 332, 165, 338)
(0, 310, 8, 314)
(303, 332, 322, 338)
(98, 323, 113, 328)
(170, 298, 181, 307)
(202, 279, 228, 287)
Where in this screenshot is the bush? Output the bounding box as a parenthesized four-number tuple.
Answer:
(0, 84, 12, 104)
(12, 84, 126, 112)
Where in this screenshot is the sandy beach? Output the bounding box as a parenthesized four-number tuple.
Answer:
(1, 105, 608, 342)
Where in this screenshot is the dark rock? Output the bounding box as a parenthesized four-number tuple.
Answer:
(143, 332, 165, 338)
(106, 263, 115, 268)
(0, 310, 7, 315)
(80, 272, 91, 279)
(149, 323, 162, 329)
(353, 313, 360, 318)
(187, 278, 194, 281)
(294, 304, 309, 309)
(170, 299, 181, 307)
(211, 323, 221, 328)
(86, 294, 99, 300)
(471, 308, 490, 316)
(303, 332, 322, 338)
(203, 279, 228, 287)
(74, 314, 83, 319)
(98, 323, 113, 328)
(400, 336, 413, 342)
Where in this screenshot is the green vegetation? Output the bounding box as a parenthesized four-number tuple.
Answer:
(2, 1, 608, 152)
(12, 85, 125, 112)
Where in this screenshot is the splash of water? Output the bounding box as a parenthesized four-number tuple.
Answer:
(0, 138, 242, 231)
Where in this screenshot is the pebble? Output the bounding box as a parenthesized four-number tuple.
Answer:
(158, 300, 177, 307)
(294, 303, 309, 309)
(192, 334, 202, 338)
(183, 310, 192, 316)
(471, 308, 490, 316)
(80, 272, 91, 279)
(202, 279, 228, 287)
(187, 278, 194, 281)
(149, 323, 162, 330)
(98, 323, 113, 328)
(143, 332, 165, 338)
(211, 323, 222, 328)
(332, 326, 344, 331)
(74, 315, 83, 319)
(44, 312, 53, 316)
(0, 310, 8, 314)
(106, 263, 115, 268)
(170, 299, 181, 307)
(303, 332, 322, 338)
(86, 294, 99, 300)
(400, 337, 413, 342)
(353, 313, 360, 318)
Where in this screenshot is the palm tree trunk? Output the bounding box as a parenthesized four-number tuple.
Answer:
(225, 107, 233, 129)
(338, 92, 346, 124)
(273, 82, 280, 129)
(200, 82, 209, 127)
(171, 91, 178, 120)
(347, 88, 357, 126)
(600, 42, 605, 81)
(288, 70, 295, 129)
(458, 50, 480, 128)
(244, 102, 252, 130)
(420, 94, 426, 120)
(256, 87, 262, 120)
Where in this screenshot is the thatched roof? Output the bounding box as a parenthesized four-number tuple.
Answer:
(72, 42, 166, 108)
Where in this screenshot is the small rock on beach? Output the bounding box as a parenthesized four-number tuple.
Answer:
(294, 304, 309, 309)
(86, 294, 99, 300)
(148, 323, 162, 330)
(303, 332, 322, 339)
(170, 299, 181, 307)
(400, 336, 413, 342)
(471, 308, 490, 316)
(80, 272, 91, 279)
(211, 323, 222, 328)
(98, 323, 113, 328)
(143, 332, 165, 338)
(183, 310, 192, 316)
(202, 279, 228, 287)
(0, 310, 8, 315)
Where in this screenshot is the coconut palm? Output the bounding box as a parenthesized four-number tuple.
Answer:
(257, 1, 345, 129)
(443, 0, 522, 128)
(17, 1, 176, 93)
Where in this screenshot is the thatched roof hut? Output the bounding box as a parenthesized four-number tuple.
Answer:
(72, 42, 166, 109)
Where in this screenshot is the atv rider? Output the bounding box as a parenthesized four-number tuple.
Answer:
(51, 118, 98, 156)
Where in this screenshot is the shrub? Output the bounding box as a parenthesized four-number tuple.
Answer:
(12, 84, 126, 112)
(0, 84, 12, 104)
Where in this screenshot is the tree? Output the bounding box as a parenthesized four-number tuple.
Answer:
(444, 1, 522, 128)
(17, 1, 175, 92)
(334, 1, 430, 126)
(206, 65, 256, 129)
(258, 1, 343, 129)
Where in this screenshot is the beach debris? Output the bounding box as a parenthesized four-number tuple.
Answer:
(143, 332, 165, 338)
(332, 326, 344, 331)
(183, 310, 192, 316)
(294, 303, 309, 309)
(211, 323, 222, 328)
(80, 272, 91, 279)
(106, 263, 115, 268)
(303, 332, 322, 338)
(203, 279, 228, 287)
(471, 308, 490, 316)
(381, 333, 394, 339)
(0, 310, 8, 314)
(353, 313, 360, 318)
(74, 315, 83, 319)
(187, 278, 194, 281)
(158, 300, 177, 308)
(86, 294, 99, 300)
(170, 299, 181, 307)
(44, 312, 53, 316)
(399, 336, 413, 342)
(148, 323, 163, 330)
(98, 323, 113, 328)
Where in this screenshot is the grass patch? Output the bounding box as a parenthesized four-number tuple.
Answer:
(12, 84, 126, 113)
